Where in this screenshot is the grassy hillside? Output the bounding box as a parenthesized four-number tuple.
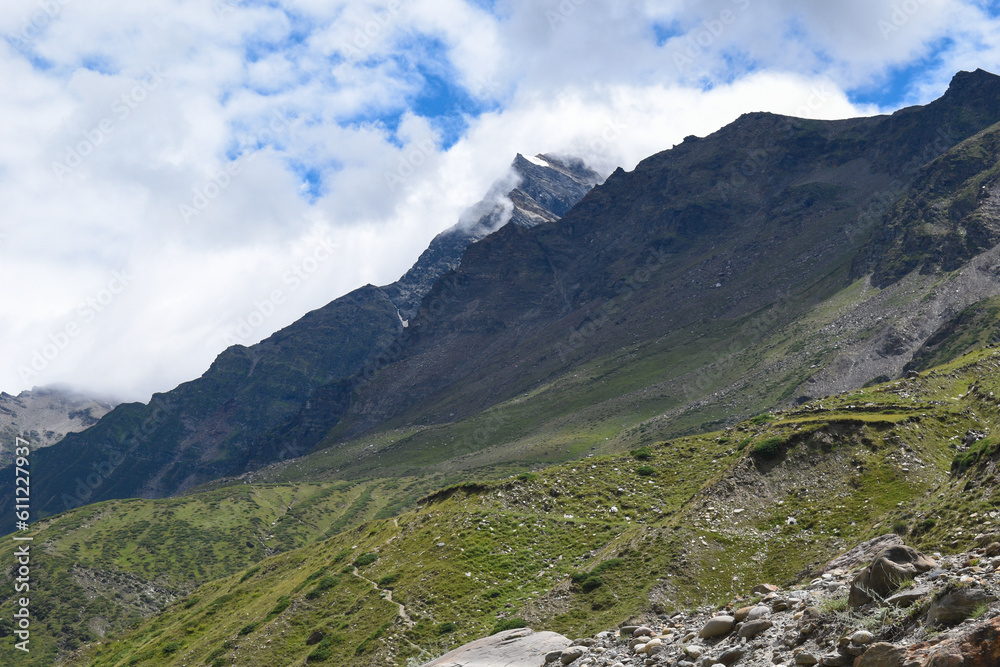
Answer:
(51, 346, 1000, 666)
(0, 477, 450, 665)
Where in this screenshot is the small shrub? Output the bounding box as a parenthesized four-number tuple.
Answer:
(517, 472, 538, 482)
(182, 596, 200, 609)
(266, 596, 291, 619)
(631, 447, 654, 460)
(378, 573, 401, 588)
(736, 437, 752, 452)
(437, 621, 457, 635)
(750, 413, 775, 425)
(752, 437, 784, 460)
(636, 465, 656, 476)
(492, 618, 527, 634)
(590, 589, 616, 610)
(581, 576, 604, 592)
(238, 622, 258, 636)
(306, 575, 341, 600)
(239, 566, 260, 583)
(307, 635, 336, 662)
(353, 552, 379, 568)
(162, 641, 181, 655)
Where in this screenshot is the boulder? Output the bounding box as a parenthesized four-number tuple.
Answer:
(849, 545, 937, 608)
(419, 627, 571, 666)
(885, 585, 932, 608)
(738, 619, 772, 638)
(821, 534, 903, 574)
(925, 585, 996, 627)
(700, 615, 736, 638)
(855, 642, 904, 667)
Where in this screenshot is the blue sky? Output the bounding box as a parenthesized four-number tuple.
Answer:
(1, 0, 999, 400)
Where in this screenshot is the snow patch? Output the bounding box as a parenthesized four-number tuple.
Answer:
(523, 154, 550, 167)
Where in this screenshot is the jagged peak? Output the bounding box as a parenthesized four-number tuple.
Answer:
(937, 67, 1000, 107)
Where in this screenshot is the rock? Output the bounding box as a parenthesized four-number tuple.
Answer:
(632, 625, 654, 637)
(772, 599, 789, 612)
(854, 642, 904, 667)
(738, 619, 772, 638)
(620, 625, 640, 636)
(821, 534, 904, 574)
(419, 628, 572, 666)
(850, 630, 874, 645)
(747, 605, 770, 620)
(560, 646, 587, 664)
(700, 616, 736, 638)
(849, 545, 937, 608)
(571, 637, 596, 647)
(986, 542, 1000, 557)
(753, 584, 779, 595)
(925, 585, 996, 626)
(885, 585, 931, 608)
(734, 606, 753, 621)
(717, 646, 746, 665)
(795, 652, 818, 665)
(900, 616, 1000, 666)
(685, 644, 705, 659)
(545, 650, 563, 663)
(819, 654, 851, 667)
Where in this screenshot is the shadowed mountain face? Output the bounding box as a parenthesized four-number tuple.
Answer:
(0, 153, 602, 528)
(317, 70, 1000, 458)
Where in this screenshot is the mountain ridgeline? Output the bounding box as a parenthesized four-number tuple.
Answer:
(9, 70, 1000, 527)
(0, 154, 602, 528)
(7, 69, 1000, 666)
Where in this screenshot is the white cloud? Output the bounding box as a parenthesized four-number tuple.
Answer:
(1, 0, 999, 401)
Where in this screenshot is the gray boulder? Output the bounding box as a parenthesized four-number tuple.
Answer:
(925, 585, 996, 627)
(848, 545, 936, 608)
(420, 627, 571, 666)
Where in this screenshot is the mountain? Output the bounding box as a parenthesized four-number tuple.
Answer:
(298, 69, 1000, 476)
(382, 153, 603, 319)
(0, 386, 114, 465)
(8, 69, 1000, 666)
(0, 153, 602, 526)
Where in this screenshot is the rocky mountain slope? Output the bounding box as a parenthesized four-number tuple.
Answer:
(0, 386, 114, 464)
(28, 342, 1000, 667)
(294, 69, 1000, 479)
(0, 154, 601, 528)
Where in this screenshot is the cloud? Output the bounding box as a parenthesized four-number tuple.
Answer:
(1, 0, 999, 401)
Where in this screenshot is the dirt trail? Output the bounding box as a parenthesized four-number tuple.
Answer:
(352, 567, 414, 628)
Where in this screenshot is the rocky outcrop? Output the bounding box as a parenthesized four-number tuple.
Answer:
(0, 386, 115, 463)
(418, 627, 570, 666)
(849, 545, 938, 608)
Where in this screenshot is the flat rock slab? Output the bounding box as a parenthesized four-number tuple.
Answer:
(419, 628, 571, 667)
